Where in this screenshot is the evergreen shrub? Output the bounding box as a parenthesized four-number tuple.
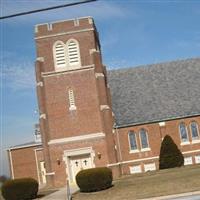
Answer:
(159, 135, 184, 169)
(1, 178, 38, 200)
(76, 167, 113, 192)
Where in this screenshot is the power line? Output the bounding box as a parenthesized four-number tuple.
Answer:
(0, 0, 97, 20)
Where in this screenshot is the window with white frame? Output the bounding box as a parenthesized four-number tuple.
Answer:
(190, 121, 199, 140)
(68, 89, 76, 110)
(179, 122, 189, 143)
(139, 129, 149, 149)
(67, 39, 80, 66)
(128, 131, 138, 151)
(53, 41, 66, 68)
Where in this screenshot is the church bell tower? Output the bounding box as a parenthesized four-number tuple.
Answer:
(34, 17, 119, 187)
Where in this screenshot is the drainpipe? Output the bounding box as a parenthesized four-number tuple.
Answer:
(115, 125, 124, 175)
(34, 149, 41, 185)
(8, 149, 14, 179)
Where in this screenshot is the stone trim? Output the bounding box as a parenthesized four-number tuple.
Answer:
(45, 172, 55, 176)
(159, 122, 166, 127)
(39, 113, 46, 119)
(36, 82, 43, 87)
(8, 143, 42, 151)
(41, 64, 94, 78)
(35, 16, 92, 29)
(100, 105, 110, 111)
(35, 28, 94, 40)
(63, 147, 93, 157)
(95, 73, 104, 78)
(107, 156, 159, 167)
(182, 149, 200, 154)
(36, 57, 44, 62)
(48, 132, 105, 145)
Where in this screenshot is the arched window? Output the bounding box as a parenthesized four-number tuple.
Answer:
(179, 122, 189, 142)
(139, 129, 149, 149)
(53, 41, 66, 68)
(190, 121, 199, 140)
(67, 39, 80, 66)
(128, 131, 137, 151)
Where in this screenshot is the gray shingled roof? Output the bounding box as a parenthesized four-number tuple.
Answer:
(108, 58, 200, 127)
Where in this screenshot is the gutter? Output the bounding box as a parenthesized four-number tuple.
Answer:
(114, 114, 200, 129)
(115, 125, 124, 175)
(8, 143, 42, 151)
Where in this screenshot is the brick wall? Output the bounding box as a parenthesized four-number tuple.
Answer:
(115, 116, 200, 175)
(9, 145, 42, 182)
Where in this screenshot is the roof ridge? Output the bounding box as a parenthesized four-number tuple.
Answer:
(108, 57, 200, 72)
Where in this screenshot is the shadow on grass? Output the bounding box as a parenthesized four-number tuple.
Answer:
(36, 189, 58, 199)
(78, 184, 114, 194)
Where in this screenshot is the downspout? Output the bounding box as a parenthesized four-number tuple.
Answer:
(34, 149, 41, 185)
(8, 149, 14, 179)
(115, 125, 124, 175)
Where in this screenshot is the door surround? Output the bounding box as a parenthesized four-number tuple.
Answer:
(63, 147, 95, 182)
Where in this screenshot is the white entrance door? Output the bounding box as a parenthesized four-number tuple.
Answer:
(70, 154, 92, 182)
(40, 161, 46, 184)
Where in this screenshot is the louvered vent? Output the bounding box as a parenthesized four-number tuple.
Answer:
(68, 89, 76, 110)
(55, 43, 66, 68)
(67, 40, 80, 65)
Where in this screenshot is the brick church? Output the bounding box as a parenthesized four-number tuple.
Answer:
(8, 17, 200, 188)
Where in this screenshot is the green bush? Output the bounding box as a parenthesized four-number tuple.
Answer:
(1, 178, 38, 200)
(159, 135, 184, 169)
(76, 167, 113, 192)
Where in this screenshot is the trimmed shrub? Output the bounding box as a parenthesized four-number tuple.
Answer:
(159, 135, 184, 169)
(1, 178, 38, 200)
(76, 167, 113, 192)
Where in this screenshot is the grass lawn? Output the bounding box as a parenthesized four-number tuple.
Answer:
(73, 165, 200, 200)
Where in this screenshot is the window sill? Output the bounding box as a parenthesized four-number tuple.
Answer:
(192, 140, 200, 144)
(141, 148, 151, 152)
(181, 142, 190, 146)
(129, 150, 139, 154)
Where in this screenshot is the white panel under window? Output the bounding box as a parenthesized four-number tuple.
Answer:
(195, 155, 200, 164)
(184, 157, 193, 165)
(144, 163, 156, 172)
(68, 89, 76, 110)
(54, 42, 66, 68)
(67, 40, 80, 66)
(130, 165, 142, 174)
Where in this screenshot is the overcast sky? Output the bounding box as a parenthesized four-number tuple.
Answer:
(1, 0, 200, 176)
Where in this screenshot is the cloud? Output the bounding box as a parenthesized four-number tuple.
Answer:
(1, 60, 35, 91)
